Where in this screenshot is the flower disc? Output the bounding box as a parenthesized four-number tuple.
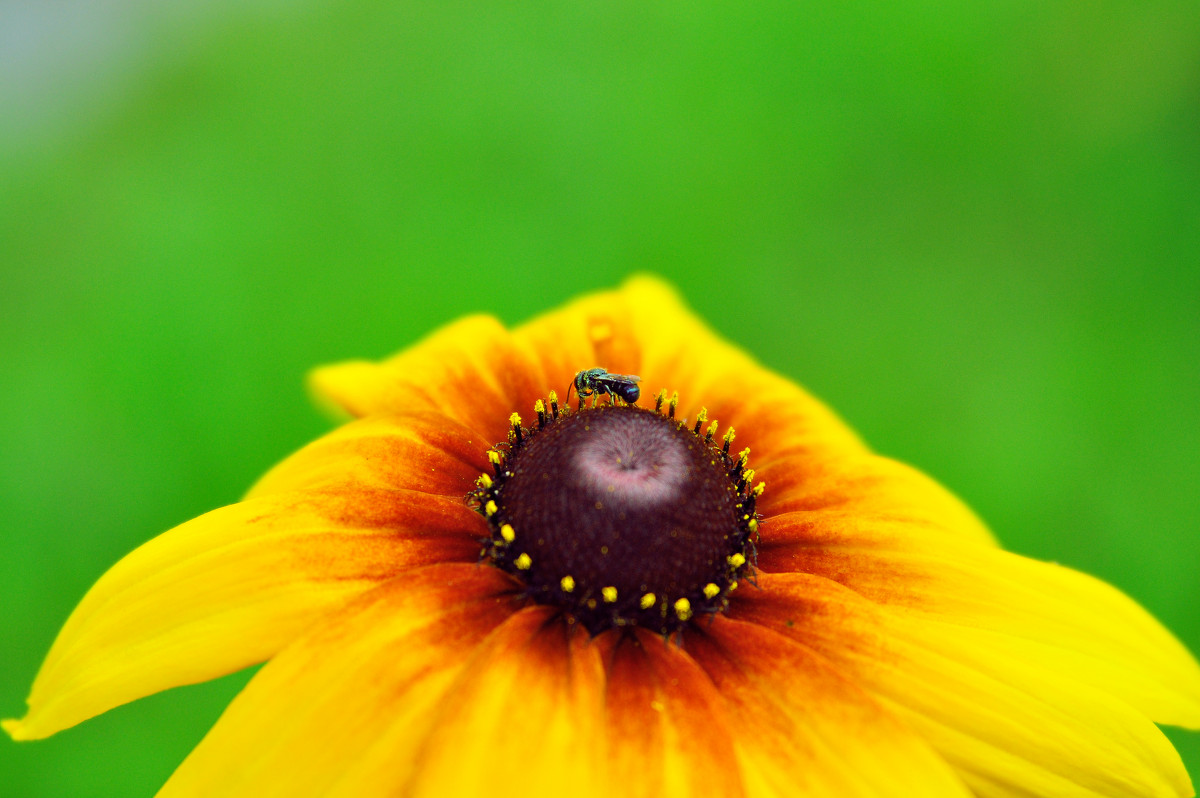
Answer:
(475, 401, 758, 635)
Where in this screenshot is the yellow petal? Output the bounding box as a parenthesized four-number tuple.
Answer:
(3, 489, 482, 741)
(310, 276, 866, 467)
(755, 518, 1200, 729)
(692, 617, 972, 797)
(245, 410, 488, 499)
(759, 452, 996, 546)
(737, 572, 1199, 797)
(169, 583, 754, 798)
(513, 275, 865, 462)
(309, 314, 548, 441)
(157, 564, 520, 797)
(401, 607, 610, 798)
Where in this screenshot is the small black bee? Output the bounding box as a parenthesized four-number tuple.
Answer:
(568, 367, 642, 407)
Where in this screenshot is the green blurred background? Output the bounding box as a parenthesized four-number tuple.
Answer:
(2, 0, 1198, 794)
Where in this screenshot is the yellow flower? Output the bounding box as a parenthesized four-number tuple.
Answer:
(6, 276, 1200, 797)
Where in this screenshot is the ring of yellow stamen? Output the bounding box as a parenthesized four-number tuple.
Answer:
(468, 390, 763, 637)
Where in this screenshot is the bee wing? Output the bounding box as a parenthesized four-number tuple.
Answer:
(613, 374, 641, 383)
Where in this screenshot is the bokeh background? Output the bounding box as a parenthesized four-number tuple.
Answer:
(3, 1, 1199, 794)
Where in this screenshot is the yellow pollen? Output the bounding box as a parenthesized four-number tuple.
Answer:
(534, 399, 545, 413)
(548, 389, 559, 403)
(602, 586, 618, 603)
(729, 580, 739, 591)
(640, 592, 656, 609)
(728, 553, 747, 568)
(514, 553, 532, 570)
(743, 468, 756, 484)
(703, 583, 721, 599)
(697, 407, 707, 424)
(509, 412, 521, 427)
(560, 575, 575, 593)
(589, 320, 613, 341)
(587, 599, 597, 609)
(484, 500, 498, 516)
(499, 523, 515, 543)
(753, 481, 766, 496)
(747, 518, 759, 534)
(674, 598, 693, 621)
(723, 428, 736, 445)
(706, 420, 719, 440)
(478, 473, 493, 488)
(487, 450, 502, 465)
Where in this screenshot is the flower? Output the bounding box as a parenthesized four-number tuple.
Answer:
(6, 275, 1200, 797)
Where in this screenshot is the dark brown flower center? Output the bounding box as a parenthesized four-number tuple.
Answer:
(470, 390, 761, 636)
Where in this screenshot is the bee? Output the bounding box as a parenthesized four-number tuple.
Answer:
(568, 367, 642, 407)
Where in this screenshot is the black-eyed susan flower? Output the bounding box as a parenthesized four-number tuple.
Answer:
(6, 276, 1200, 797)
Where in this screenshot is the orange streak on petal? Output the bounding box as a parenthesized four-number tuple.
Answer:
(749, 534, 1200, 730)
(757, 454, 995, 547)
(688, 617, 971, 797)
(513, 276, 864, 469)
(755, 511, 974, 608)
(309, 315, 550, 442)
(405, 609, 611, 798)
(246, 411, 490, 500)
(601, 630, 746, 798)
(313, 277, 868, 481)
(734, 572, 1199, 797)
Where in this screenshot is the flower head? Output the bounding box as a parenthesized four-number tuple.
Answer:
(6, 276, 1200, 797)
